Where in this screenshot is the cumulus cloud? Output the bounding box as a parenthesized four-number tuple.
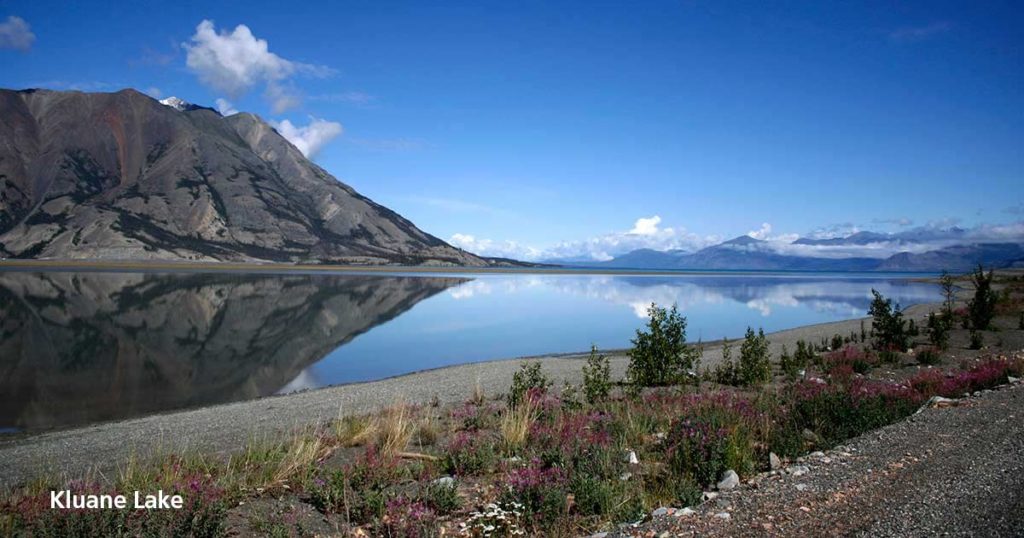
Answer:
(215, 98, 238, 116)
(270, 117, 343, 158)
(629, 216, 662, 235)
(183, 20, 334, 112)
(746, 222, 799, 243)
(0, 16, 34, 51)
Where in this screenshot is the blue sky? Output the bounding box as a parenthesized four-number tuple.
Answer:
(1, 1, 1022, 260)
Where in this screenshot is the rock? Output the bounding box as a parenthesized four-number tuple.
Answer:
(432, 476, 455, 488)
(787, 465, 810, 476)
(659, 532, 671, 538)
(802, 428, 822, 443)
(625, 450, 640, 465)
(703, 491, 719, 501)
(717, 469, 740, 491)
(714, 512, 731, 520)
(822, 457, 833, 464)
(925, 396, 958, 409)
(619, 472, 633, 481)
(587, 533, 608, 538)
(769, 452, 782, 470)
(795, 483, 808, 492)
(1009, 376, 1020, 384)
(652, 507, 670, 517)
(676, 507, 696, 517)
(809, 451, 825, 458)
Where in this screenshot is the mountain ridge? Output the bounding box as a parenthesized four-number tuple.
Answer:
(0, 88, 492, 266)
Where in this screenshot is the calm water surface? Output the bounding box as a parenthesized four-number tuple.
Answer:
(0, 270, 941, 431)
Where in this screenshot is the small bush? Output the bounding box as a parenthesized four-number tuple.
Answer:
(968, 265, 997, 330)
(738, 327, 771, 386)
(501, 460, 568, 526)
(443, 432, 498, 476)
(420, 480, 460, 515)
(712, 338, 738, 385)
(508, 362, 551, 409)
(779, 344, 801, 380)
(626, 303, 701, 387)
(915, 346, 941, 366)
(869, 289, 909, 352)
(582, 345, 612, 404)
(830, 334, 844, 351)
(666, 416, 751, 487)
(969, 330, 983, 350)
(794, 339, 817, 368)
(927, 312, 951, 350)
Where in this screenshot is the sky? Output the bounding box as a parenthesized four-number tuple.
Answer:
(1, 1, 1022, 261)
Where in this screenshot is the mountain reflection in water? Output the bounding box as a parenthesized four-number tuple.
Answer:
(0, 271, 466, 432)
(0, 271, 940, 432)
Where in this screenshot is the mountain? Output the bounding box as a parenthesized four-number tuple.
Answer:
(793, 231, 893, 246)
(876, 243, 1024, 272)
(0, 88, 488, 266)
(591, 235, 1024, 272)
(0, 271, 467, 431)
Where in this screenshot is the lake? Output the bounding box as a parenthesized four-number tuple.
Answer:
(0, 269, 941, 432)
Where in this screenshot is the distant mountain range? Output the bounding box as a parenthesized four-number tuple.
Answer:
(0, 88, 514, 266)
(555, 234, 1024, 272)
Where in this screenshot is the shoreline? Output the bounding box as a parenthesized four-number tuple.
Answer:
(0, 258, 941, 278)
(0, 302, 943, 487)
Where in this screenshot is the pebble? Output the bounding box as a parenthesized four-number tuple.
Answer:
(810, 451, 825, 458)
(714, 512, 731, 520)
(432, 476, 455, 487)
(703, 491, 719, 501)
(619, 472, 633, 481)
(717, 469, 740, 491)
(587, 533, 608, 538)
(769, 452, 782, 470)
(1009, 376, 1020, 384)
(795, 483, 808, 492)
(787, 465, 810, 476)
(625, 450, 640, 465)
(658, 532, 671, 538)
(676, 507, 696, 517)
(652, 507, 670, 517)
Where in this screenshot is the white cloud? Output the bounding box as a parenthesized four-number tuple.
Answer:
(746, 222, 799, 243)
(183, 20, 334, 112)
(215, 98, 238, 116)
(271, 117, 343, 158)
(629, 216, 662, 235)
(0, 16, 34, 51)
(448, 233, 542, 261)
(451, 216, 719, 262)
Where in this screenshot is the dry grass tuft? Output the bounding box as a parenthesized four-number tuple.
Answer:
(500, 396, 538, 454)
(374, 403, 414, 458)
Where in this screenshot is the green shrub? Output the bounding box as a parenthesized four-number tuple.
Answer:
(969, 330, 984, 350)
(508, 361, 551, 408)
(794, 339, 817, 369)
(968, 265, 997, 330)
(712, 338, 738, 385)
(915, 346, 941, 366)
(778, 344, 802, 380)
(569, 475, 616, 516)
(738, 327, 771, 386)
(927, 312, 950, 350)
(626, 303, 700, 387)
(582, 345, 612, 404)
(830, 334, 844, 351)
(869, 289, 909, 352)
(666, 415, 752, 487)
(421, 480, 460, 514)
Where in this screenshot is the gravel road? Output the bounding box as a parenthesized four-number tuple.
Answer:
(624, 380, 1024, 537)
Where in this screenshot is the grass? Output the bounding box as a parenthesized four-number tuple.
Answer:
(499, 395, 539, 455)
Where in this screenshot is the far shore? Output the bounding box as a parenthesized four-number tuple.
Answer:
(0, 258, 942, 277)
(0, 301, 945, 488)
